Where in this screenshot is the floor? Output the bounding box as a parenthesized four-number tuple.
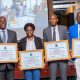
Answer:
(15, 77, 76, 80)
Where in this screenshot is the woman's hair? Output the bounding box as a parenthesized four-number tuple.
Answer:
(24, 23, 35, 31)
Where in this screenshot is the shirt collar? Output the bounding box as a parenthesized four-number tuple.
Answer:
(0, 29, 7, 32)
(78, 24, 80, 27)
(51, 25, 58, 30)
(27, 37, 34, 42)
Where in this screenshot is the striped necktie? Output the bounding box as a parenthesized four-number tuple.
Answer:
(2, 31, 6, 43)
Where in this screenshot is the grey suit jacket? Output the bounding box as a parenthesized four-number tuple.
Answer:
(43, 25, 68, 41)
(0, 29, 17, 70)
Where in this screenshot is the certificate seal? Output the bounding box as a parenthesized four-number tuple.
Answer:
(30, 53, 32, 56)
(55, 44, 58, 47)
(4, 46, 7, 50)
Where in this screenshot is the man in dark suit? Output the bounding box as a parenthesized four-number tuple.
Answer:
(0, 16, 17, 80)
(43, 14, 68, 80)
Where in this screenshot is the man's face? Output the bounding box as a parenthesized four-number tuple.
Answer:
(77, 12, 80, 24)
(50, 15, 58, 27)
(0, 17, 6, 30)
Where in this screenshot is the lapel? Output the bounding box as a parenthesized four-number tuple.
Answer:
(34, 36, 38, 49)
(7, 29, 10, 43)
(58, 25, 61, 39)
(75, 24, 78, 38)
(23, 36, 27, 50)
(71, 24, 78, 38)
(0, 36, 3, 43)
(48, 27, 52, 41)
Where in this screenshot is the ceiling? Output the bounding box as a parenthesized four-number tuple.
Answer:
(53, 0, 78, 11)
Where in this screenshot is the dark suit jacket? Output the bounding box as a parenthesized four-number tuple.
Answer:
(0, 29, 17, 71)
(20, 36, 43, 51)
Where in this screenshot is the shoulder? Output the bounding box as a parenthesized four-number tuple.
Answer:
(7, 29, 16, 34)
(69, 24, 77, 30)
(20, 37, 26, 42)
(34, 36, 42, 41)
(43, 27, 50, 32)
(58, 25, 67, 30)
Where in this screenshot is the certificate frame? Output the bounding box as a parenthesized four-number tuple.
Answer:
(72, 39, 80, 58)
(19, 49, 44, 70)
(44, 40, 71, 62)
(0, 43, 18, 63)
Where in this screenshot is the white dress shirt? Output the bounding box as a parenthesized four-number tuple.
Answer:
(26, 37, 36, 50)
(78, 24, 80, 38)
(51, 25, 60, 41)
(0, 29, 8, 42)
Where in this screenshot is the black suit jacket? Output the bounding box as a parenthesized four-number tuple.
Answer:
(20, 36, 43, 51)
(0, 29, 17, 71)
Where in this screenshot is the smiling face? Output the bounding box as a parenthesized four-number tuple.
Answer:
(26, 26, 34, 38)
(0, 16, 7, 30)
(77, 12, 80, 24)
(50, 14, 58, 27)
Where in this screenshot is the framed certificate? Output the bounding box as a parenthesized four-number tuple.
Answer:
(19, 49, 44, 70)
(72, 39, 80, 58)
(44, 40, 71, 62)
(0, 43, 18, 63)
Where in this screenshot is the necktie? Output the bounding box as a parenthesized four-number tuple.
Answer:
(53, 28, 56, 41)
(2, 31, 6, 43)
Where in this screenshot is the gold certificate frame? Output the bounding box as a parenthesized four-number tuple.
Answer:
(0, 43, 18, 63)
(19, 49, 44, 70)
(44, 40, 71, 62)
(72, 39, 80, 58)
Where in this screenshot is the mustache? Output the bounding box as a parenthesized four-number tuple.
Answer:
(0, 24, 6, 26)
